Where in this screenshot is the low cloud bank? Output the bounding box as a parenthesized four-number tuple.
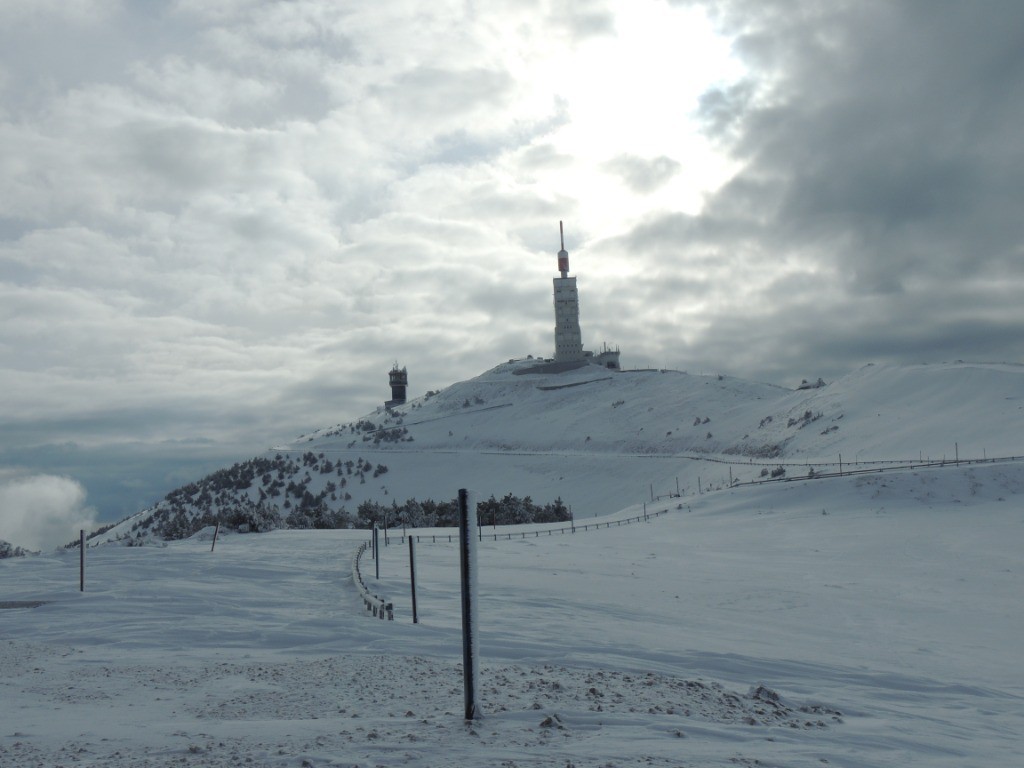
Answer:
(0, 474, 98, 552)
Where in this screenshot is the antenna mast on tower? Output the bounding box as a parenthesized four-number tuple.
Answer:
(557, 220, 569, 278)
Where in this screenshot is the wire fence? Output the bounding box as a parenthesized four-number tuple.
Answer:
(390, 506, 672, 545)
(350, 451, 1024, 621)
(681, 453, 1024, 497)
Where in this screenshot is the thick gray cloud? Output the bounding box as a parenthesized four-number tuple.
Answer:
(632, 0, 1024, 380)
(2, 0, 1022, 526)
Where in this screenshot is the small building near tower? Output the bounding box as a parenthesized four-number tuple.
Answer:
(589, 342, 621, 371)
(386, 363, 407, 408)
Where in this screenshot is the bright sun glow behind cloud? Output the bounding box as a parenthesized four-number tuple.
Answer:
(526, 3, 744, 244)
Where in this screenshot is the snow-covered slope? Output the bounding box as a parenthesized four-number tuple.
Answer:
(95, 359, 1024, 545)
(2, 460, 1021, 766)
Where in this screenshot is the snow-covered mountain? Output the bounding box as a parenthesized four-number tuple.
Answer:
(94, 359, 1024, 545)
(4, 359, 1023, 766)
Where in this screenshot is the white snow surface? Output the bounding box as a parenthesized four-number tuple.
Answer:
(3, 463, 1022, 766)
(3, 360, 1024, 766)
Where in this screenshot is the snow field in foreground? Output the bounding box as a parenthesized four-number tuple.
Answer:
(2, 462, 1023, 766)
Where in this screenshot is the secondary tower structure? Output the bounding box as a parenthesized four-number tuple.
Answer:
(386, 363, 407, 408)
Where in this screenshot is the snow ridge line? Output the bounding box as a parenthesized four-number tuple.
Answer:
(350, 542, 393, 620)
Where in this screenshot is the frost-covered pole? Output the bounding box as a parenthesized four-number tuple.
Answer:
(458, 488, 480, 720)
(79, 530, 85, 592)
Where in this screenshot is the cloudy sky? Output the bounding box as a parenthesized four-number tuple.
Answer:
(3, 0, 1023, 543)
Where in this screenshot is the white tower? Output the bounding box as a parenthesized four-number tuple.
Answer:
(553, 221, 585, 362)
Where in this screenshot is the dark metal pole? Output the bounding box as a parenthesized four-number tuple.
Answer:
(458, 488, 480, 720)
(373, 525, 380, 580)
(409, 536, 419, 624)
(211, 522, 220, 552)
(79, 530, 85, 592)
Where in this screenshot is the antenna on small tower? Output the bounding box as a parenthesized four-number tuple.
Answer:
(557, 220, 569, 278)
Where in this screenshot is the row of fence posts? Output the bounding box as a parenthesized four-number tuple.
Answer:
(365, 489, 478, 718)
(76, 492, 670, 723)
(84, 490, 671, 723)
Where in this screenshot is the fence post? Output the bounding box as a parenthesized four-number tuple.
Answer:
(79, 530, 85, 592)
(210, 522, 220, 552)
(458, 488, 480, 720)
(373, 525, 380, 580)
(409, 536, 419, 624)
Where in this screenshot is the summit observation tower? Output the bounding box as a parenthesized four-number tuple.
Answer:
(552, 221, 585, 363)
